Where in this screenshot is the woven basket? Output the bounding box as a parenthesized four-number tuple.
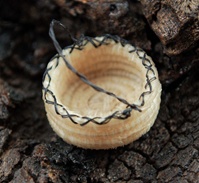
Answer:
(42, 22, 161, 149)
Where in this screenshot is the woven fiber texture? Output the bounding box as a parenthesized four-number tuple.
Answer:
(42, 21, 158, 126)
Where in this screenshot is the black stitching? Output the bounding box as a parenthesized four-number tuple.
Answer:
(42, 20, 157, 125)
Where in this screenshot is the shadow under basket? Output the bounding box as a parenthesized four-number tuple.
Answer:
(42, 35, 162, 149)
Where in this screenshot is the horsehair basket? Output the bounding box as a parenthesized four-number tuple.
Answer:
(42, 20, 162, 149)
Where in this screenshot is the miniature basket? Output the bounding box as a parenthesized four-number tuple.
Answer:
(42, 20, 162, 149)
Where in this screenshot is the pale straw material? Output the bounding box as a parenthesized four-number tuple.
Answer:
(42, 36, 162, 149)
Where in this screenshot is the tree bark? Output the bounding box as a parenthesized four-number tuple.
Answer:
(140, 0, 199, 55)
(0, 0, 199, 182)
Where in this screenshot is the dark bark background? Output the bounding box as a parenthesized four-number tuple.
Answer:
(0, 0, 199, 182)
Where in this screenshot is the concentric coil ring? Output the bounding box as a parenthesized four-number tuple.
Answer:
(42, 34, 158, 126)
(42, 28, 161, 149)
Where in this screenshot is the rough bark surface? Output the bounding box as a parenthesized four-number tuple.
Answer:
(140, 0, 199, 55)
(0, 0, 199, 182)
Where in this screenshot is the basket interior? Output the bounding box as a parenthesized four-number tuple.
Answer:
(51, 43, 146, 117)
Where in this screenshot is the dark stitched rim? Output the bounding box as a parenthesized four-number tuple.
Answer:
(42, 20, 157, 126)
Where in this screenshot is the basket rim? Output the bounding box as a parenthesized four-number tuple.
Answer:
(42, 34, 157, 126)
